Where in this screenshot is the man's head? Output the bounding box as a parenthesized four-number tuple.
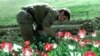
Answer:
(57, 8, 70, 22)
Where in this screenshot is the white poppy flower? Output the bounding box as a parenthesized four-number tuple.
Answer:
(52, 43, 58, 49)
(13, 44, 22, 51)
(92, 32, 97, 37)
(68, 44, 75, 50)
(3, 45, 9, 53)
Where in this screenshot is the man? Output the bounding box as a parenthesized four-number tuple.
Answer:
(17, 3, 70, 45)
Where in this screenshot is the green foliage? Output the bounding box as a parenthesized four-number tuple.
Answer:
(0, 26, 100, 56)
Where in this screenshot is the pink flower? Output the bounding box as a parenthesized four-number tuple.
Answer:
(44, 43, 53, 52)
(0, 42, 13, 53)
(78, 29, 87, 38)
(84, 51, 97, 56)
(57, 32, 64, 37)
(64, 32, 72, 39)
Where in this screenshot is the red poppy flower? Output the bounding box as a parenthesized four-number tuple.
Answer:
(35, 50, 41, 55)
(80, 29, 87, 34)
(93, 40, 100, 47)
(78, 29, 87, 38)
(83, 39, 92, 44)
(84, 51, 97, 56)
(64, 32, 72, 37)
(44, 43, 53, 52)
(24, 41, 30, 46)
(41, 52, 48, 56)
(57, 32, 64, 37)
(73, 35, 80, 42)
(79, 39, 92, 48)
(64, 32, 72, 39)
(22, 46, 33, 56)
(0, 42, 13, 52)
(94, 40, 100, 45)
(79, 41, 86, 47)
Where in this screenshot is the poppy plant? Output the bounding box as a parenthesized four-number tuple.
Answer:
(0, 42, 13, 53)
(22, 41, 33, 56)
(83, 51, 97, 56)
(68, 44, 75, 50)
(82, 39, 92, 44)
(13, 44, 22, 52)
(41, 52, 48, 56)
(78, 29, 87, 38)
(93, 40, 100, 48)
(57, 31, 64, 38)
(35, 50, 41, 55)
(73, 35, 80, 42)
(22, 46, 33, 56)
(44, 43, 53, 52)
(64, 32, 72, 39)
(52, 43, 58, 49)
(79, 41, 86, 47)
(91, 31, 97, 37)
(24, 41, 30, 46)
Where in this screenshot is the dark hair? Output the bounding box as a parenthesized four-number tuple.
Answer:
(59, 9, 70, 20)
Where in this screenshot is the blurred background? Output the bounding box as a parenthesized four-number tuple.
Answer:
(0, 0, 100, 26)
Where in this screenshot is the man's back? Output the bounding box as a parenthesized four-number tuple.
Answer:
(23, 3, 58, 24)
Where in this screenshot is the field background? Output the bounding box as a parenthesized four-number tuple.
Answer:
(0, 0, 100, 26)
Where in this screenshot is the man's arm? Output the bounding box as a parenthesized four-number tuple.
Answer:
(42, 9, 60, 44)
(43, 26, 57, 37)
(42, 10, 58, 37)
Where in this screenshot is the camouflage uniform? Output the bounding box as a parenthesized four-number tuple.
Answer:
(17, 3, 58, 44)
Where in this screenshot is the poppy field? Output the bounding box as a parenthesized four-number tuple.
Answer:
(0, 28, 100, 56)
